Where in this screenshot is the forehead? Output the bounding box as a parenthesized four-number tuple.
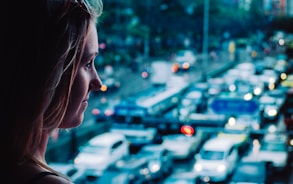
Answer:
(83, 23, 99, 59)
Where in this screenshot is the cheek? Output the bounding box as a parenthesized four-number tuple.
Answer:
(69, 70, 89, 107)
(62, 71, 89, 126)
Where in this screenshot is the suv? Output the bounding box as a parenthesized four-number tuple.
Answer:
(73, 132, 129, 178)
(193, 137, 239, 183)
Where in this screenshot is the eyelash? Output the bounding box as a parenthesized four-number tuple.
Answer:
(85, 60, 93, 70)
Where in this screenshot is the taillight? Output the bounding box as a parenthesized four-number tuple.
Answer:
(180, 125, 194, 136)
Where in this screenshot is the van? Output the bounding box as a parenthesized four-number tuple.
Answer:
(150, 60, 171, 86)
(73, 132, 129, 178)
(194, 137, 239, 183)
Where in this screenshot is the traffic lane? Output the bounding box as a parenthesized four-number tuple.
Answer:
(79, 59, 235, 143)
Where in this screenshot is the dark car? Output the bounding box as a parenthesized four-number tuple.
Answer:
(91, 99, 117, 122)
(97, 157, 151, 184)
(229, 160, 270, 184)
(135, 144, 173, 181)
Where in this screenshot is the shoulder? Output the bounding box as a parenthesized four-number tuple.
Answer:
(3, 162, 73, 184)
(31, 172, 73, 184)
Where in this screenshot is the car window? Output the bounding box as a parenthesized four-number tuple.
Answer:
(201, 150, 224, 160)
(112, 140, 123, 150)
(228, 146, 234, 156)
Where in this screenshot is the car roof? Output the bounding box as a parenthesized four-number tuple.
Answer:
(203, 137, 235, 151)
(140, 144, 165, 153)
(231, 161, 266, 182)
(88, 132, 125, 146)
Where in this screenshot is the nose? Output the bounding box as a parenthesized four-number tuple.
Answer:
(90, 69, 103, 91)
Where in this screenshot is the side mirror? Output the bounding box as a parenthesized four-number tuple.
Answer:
(194, 153, 200, 160)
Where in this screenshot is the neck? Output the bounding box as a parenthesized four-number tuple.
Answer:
(34, 133, 50, 163)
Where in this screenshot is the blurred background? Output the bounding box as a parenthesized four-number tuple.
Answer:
(46, 0, 293, 183)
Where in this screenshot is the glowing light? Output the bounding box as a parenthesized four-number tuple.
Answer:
(180, 125, 194, 136)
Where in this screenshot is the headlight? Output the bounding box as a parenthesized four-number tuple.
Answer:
(217, 164, 227, 173)
(267, 109, 277, 117)
(149, 162, 160, 173)
(194, 163, 203, 172)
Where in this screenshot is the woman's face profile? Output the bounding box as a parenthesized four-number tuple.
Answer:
(60, 23, 102, 128)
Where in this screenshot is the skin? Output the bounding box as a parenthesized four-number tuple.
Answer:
(60, 23, 102, 128)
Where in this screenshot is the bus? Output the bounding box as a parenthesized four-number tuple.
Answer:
(113, 85, 188, 124)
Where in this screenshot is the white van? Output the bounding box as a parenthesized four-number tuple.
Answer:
(150, 60, 171, 86)
(73, 132, 129, 178)
(193, 137, 239, 183)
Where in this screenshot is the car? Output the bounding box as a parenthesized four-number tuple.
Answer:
(259, 95, 282, 123)
(48, 162, 80, 182)
(177, 89, 207, 122)
(163, 171, 198, 184)
(172, 49, 197, 72)
(233, 114, 263, 131)
(244, 133, 289, 172)
(162, 131, 208, 160)
(97, 156, 152, 184)
(73, 132, 130, 178)
(207, 77, 227, 96)
(193, 137, 240, 183)
(150, 60, 171, 86)
(91, 98, 118, 122)
(217, 119, 250, 154)
(259, 69, 279, 90)
(110, 124, 159, 153)
(229, 160, 269, 184)
(100, 76, 121, 93)
(135, 144, 173, 181)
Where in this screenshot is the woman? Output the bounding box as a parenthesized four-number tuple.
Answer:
(1, 0, 103, 183)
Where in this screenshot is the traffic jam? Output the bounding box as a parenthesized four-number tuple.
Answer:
(49, 49, 293, 183)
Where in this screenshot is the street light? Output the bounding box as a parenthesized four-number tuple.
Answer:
(202, 0, 209, 81)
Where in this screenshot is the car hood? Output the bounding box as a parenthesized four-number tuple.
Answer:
(258, 151, 288, 162)
(76, 154, 109, 166)
(196, 159, 227, 169)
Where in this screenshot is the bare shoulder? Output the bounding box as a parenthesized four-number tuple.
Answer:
(36, 173, 73, 184)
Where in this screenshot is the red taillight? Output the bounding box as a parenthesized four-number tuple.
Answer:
(92, 109, 100, 115)
(104, 109, 114, 117)
(172, 63, 179, 73)
(141, 71, 149, 78)
(180, 125, 194, 136)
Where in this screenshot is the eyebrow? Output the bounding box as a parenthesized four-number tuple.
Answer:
(83, 49, 98, 61)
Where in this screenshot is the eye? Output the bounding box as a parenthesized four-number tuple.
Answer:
(85, 60, 94, 70)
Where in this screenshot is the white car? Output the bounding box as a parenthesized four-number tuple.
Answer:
(110, 124, 158, 152)
(48, 162, 86, 183)
(217, 119, 250, 154)
(193, 137, 239, 183)
(163, 171, 198, 184)
(73, 132, 129, 178)
(162, 131, 207, 160)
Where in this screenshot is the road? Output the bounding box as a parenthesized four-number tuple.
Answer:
(47, 53, 293, 183)
(47, 56, 230, 162)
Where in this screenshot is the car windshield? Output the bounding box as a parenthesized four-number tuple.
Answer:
(201, 150, 225, 160)
(260, 142, 287, 152)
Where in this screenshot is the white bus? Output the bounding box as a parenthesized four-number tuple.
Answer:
(113, 85, 188, 124)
